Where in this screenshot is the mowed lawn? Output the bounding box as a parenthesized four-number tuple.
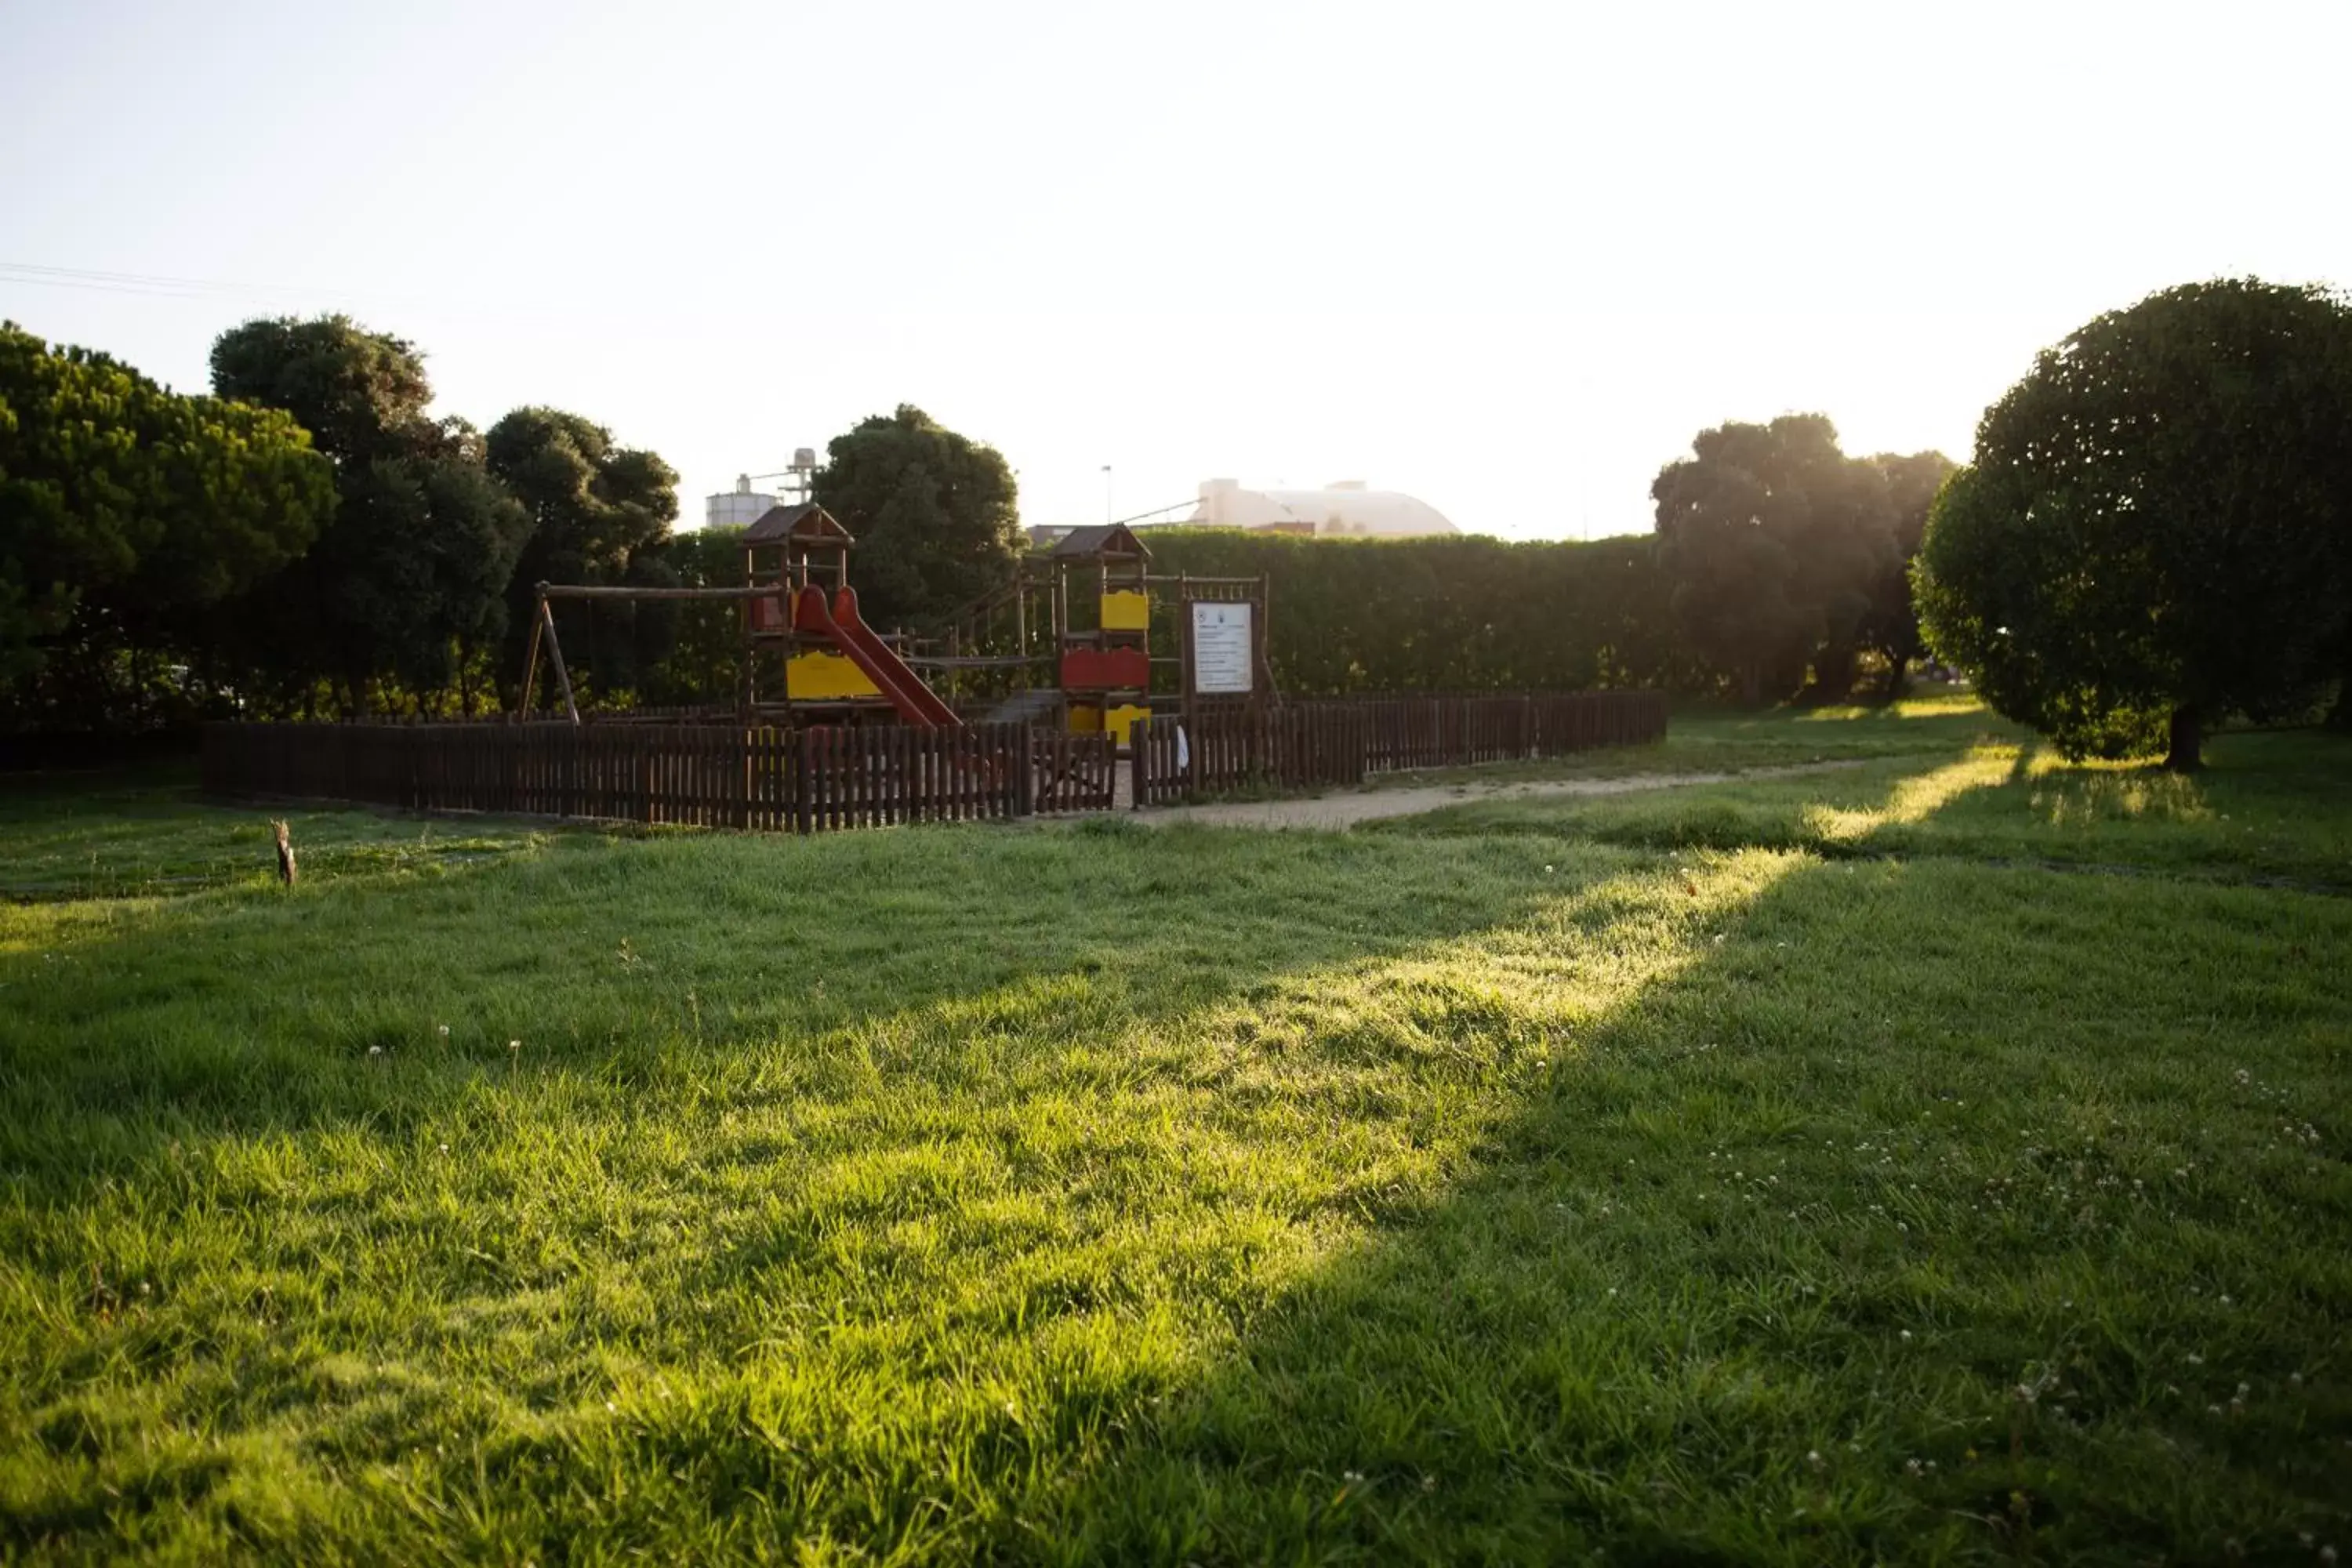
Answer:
(2, 704, 2348, 1564)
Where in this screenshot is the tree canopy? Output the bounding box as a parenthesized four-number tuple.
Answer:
(1651, 416, 1936, 703)
(486, 407, 681, 697)
(209, 317, 534, 710)
(0, 321, 332, 701)
(812, 405, 1022, 630)
(1915, 278, 2352, 769)
(1856, 450, 1958, 687)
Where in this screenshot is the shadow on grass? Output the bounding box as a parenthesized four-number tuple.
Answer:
(1017, 767, 2352, 1563)
(6, 749, 2348, 1562)
(1377, 728, 2352, 894)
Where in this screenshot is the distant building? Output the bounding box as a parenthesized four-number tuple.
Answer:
(706, 475, 779, 531)
(707, 451, 820, 532)
(1189, 477, 1457, 538)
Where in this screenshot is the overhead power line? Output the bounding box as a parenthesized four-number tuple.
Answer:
(0, 260, 399, 308)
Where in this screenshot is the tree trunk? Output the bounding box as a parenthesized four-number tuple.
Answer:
(2164, 704, 2204, 773)
(1882, 655, 1909, 702)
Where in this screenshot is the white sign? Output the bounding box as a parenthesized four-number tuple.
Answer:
(1189, 601, 1254, 695)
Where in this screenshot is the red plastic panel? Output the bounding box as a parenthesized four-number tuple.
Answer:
(1061, 646, 1150, 691)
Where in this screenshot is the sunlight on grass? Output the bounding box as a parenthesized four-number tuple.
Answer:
(1791, 691, 1985, 724)
(0, 898, 163, 958)
(3, 712, 2350, 1561)
(0, 841, 1802, 1562)
(2029, 755, 2216, 828)
(1802, 746, 2019, 842)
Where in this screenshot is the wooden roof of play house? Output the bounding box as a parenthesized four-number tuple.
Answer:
(1047, 524, 1152, 561)
(742, 503, 855, 547)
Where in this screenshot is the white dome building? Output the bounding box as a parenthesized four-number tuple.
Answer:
(1189, 477, 1457, 538)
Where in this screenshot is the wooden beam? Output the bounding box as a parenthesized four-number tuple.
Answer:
(538, 583, 783, 601)
(540, 597, 581, 725)
(517, 597, 546, 721)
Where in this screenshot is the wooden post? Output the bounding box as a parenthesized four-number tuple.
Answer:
(795, 727, 815, 835)
(539, 597, 580, 725)
(517, 597, 547, 721)
(1255, 572, 1276, 702)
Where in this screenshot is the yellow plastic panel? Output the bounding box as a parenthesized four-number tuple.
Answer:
(786, 650, 882, 700)
(1105, 703, 1151, 746)
(1067, 703, 1103, 733)
(1099, 590, 1149, 632)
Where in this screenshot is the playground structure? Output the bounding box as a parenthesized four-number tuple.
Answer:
(516, 508, 1272, 746)
(213, 483, 1675, 832)
(927, 522, 1276, 743)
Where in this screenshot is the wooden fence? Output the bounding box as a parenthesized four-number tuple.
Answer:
(201, 721, 1107, 831)
(204, 690, 1665, 828)
(1132, 702, 1373, 805)
(1134, 690, 1667, 804)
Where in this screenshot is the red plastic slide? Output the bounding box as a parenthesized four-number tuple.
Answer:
(792, 584, 961, 728)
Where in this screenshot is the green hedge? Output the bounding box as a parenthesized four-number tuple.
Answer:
(1131, 529, 1685, 695)
(630, 528, 1689, 706)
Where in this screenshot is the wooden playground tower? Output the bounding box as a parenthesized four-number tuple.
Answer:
(938, 523, 1275, 740)
(517, 509, 1272, 739)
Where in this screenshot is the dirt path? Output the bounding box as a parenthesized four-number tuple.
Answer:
(1133, 760, 1863, 831)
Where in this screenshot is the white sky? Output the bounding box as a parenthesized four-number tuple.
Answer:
(3, 0, 2346, 539)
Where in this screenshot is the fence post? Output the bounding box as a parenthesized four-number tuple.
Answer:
(795, 727, 815, 835)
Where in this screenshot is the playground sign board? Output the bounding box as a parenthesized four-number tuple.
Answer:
(1189, 601, 1254, 695)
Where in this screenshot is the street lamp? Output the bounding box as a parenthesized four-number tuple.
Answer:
(1102, 464, 1112, 524)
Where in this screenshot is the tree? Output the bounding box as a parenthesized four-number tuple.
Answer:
(0, 321, 332, 714)
(1855, 450, 1958, 695)
(1915, 279, 2352, 771)
(638, 524, 750, 706)
(346, 434, 535, 704)
(485, 407, 679, 699)
(210, 316, 530, 712)
(1650, 415, 1896, 704)
(812, 405, 1022, 630)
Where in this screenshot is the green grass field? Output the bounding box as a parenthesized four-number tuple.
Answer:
(3, 703, 2348, 1564)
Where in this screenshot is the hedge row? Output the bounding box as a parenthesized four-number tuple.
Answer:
(1130, 528, 1692, 696)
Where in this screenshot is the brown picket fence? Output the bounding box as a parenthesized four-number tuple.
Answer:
(1031, 728, 1119, 813)
(203, 720, 1053, 831)
(204, 691, 1663, 828)
(1134, 690, 1666, 804)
